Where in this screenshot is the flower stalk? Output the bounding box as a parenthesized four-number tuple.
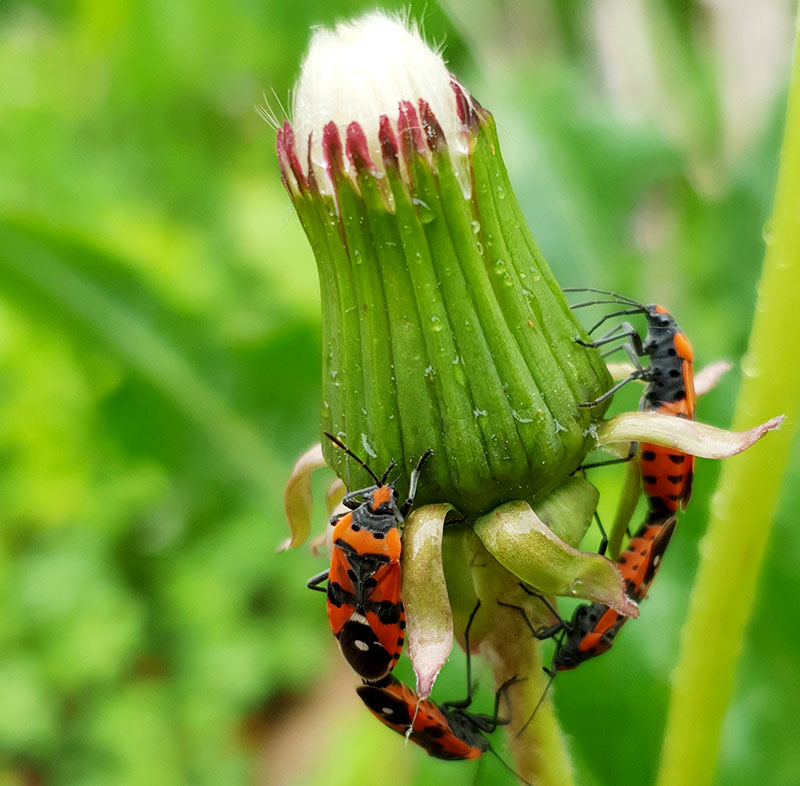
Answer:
(657, 13, 800, 786)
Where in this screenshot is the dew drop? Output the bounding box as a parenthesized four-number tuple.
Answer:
(412, 197, 435, 224)
(360, 434, 378, 458)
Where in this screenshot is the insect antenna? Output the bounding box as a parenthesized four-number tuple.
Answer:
(517, 666, 557, 736)
(485, 741, 535, 786)
(379, 460, 398, 486)
(582, 307, 645, 335)
(563, 286, 643, 308)
(323, 432, 382, 485)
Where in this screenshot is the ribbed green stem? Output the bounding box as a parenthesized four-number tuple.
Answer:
(657, 14, 800, 786)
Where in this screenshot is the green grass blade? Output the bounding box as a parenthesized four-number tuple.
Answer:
(0, 217, 280, 493)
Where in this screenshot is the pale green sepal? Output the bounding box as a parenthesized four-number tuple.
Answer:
(597, 412, 784, 458)
(467, 531, 560, 637)
(326, 478, 345, 513)
(693, 361, 733, 395)
(531, 476, 599, 548)
(441, 525, 484, 648)
(280, 442, 326, 552)
(474, 500, 639, 616)
(402, 503, 457, 699)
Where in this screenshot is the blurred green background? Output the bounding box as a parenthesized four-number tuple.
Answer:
(1, 1, 798, 784)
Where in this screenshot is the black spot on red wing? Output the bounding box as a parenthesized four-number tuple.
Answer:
(667, 474, 683, 484)
(351, 523, 361, 532)
(372, 531, 385, 540)
(327, 582, 355, 609)
(374, 601, 403, 624)
(668, 494, 681, 501)
(643, 475, 657, 485)
(396, 638, 404, 647)
(668, 453, 686, 464)
(399, 620, 406, 630)
(357, 685, 414, 726)
(641, 450, 656, 462)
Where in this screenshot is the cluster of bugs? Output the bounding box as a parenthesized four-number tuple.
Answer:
(306, 288, 696, 778)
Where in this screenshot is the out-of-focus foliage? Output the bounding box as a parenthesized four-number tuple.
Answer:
(0, 1, 797, 785)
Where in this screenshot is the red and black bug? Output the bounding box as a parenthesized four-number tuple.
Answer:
(511, 514, 677, 731)
(503, 516, 676, 673)
(356, 603, 532, 784)
(357, 675, 506, 760)
(547, 513, 677, 671)
(566, 287, 696, 519)
(307, 433, 432, 682)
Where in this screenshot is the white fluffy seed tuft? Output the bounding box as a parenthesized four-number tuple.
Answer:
(291, 12, 469, 195)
